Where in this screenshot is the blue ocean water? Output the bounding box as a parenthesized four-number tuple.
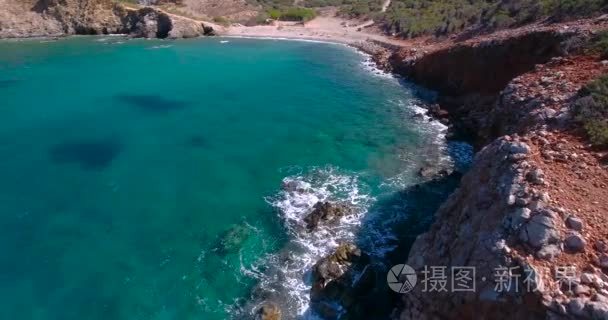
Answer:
(0, 36, 469, 319)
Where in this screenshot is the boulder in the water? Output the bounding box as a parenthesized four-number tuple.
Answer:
(310, 243, 375, 319)
(303, 201, 354, 232)
(311, 243, 363, 301)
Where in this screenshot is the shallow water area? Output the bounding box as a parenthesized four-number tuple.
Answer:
(0, 36, 469, 319)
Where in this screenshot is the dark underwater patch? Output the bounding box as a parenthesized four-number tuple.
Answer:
(116, 94, 189, 113)
(49, 139, 123, 170)
(0, 80, 19, 88)
(187, 135, 207, 148)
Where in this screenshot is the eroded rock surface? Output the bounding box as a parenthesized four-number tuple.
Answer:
(303, 201, 354, 232)
(394, 17, 608, 320)
(0, 0, 213, 38)
(310, 243, 377, 320)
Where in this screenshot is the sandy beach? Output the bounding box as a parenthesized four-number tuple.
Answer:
(221, 15, 405, 47)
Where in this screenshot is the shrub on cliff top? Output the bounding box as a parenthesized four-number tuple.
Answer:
(380, 0, 608, 38)
(590, 30, 608, 59)
(266, 7, 316, 22)
(575, 75, 608, 147)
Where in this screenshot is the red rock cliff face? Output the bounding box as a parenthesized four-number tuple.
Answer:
(390, 26, 594, 147)
(393, 19, 608, 320)
(391, 30, 573, 96)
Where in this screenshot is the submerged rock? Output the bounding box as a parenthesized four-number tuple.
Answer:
(255, 302, 281, 320)
(303, 202, 354, 232)
(213, 222, 251, 255)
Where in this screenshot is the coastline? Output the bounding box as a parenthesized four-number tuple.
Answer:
(3, 5, 608, 318)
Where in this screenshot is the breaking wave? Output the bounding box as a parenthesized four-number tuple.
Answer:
(250, 167, 372, 318)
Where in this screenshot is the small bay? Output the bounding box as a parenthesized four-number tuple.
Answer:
(0, 36, 469, 319)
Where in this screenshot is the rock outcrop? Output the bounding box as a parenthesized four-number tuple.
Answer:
(390, 20, 603, 146)
(393, 18, 608, 320)
(303, 201, 354, 232)
(0, 0, 213, 38)
(310, 243, 377, 320)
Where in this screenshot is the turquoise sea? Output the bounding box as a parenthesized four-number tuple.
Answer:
(0, 37, 470, 319)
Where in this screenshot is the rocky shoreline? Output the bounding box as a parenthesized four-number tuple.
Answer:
(0, 0, 215, 39)
(2, 3, 608, 318)
(382, 17, 608, 320)
(259, 15, 608, 320)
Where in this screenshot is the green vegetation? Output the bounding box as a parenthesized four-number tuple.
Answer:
(213, 16, 231, 26)
(380, 0, 608, 38)
(589, 30, 608, 59)
(303, 0, 383, 18)
(274, 7, 317, 21)
(247, 0, 317, 22)
(247, 0, 605, 32)
(575, 75, 608, 147)
(113, 0, 139, 6)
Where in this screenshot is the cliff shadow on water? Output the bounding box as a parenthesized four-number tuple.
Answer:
(307, 172, 464, 320)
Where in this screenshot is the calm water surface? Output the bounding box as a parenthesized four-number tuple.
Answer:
(0, 36, 468, 319)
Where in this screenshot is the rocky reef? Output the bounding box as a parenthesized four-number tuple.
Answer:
(0, 0, 214, 39)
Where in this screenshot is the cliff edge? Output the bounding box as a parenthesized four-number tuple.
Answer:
(0, 0, 214, 39)
(392, 16, 608, 320)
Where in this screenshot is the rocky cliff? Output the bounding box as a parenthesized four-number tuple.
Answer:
(391, 17, 608, 320)
(390, 19, 604, 146)
(0, 0, 213, 39)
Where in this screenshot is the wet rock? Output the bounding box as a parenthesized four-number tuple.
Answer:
(310, 243, 373, 318)
(417, 165, 436, 178)
(282, 180, 308, 193)
(565, 232, 586, 253)
(304, 202, 353, 232)
(256, 302, 281, 320)
(566, 216, 584, 231)
(312, 244, 362, 295)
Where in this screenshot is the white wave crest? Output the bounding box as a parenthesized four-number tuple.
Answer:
(241, 167, 373, 318)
